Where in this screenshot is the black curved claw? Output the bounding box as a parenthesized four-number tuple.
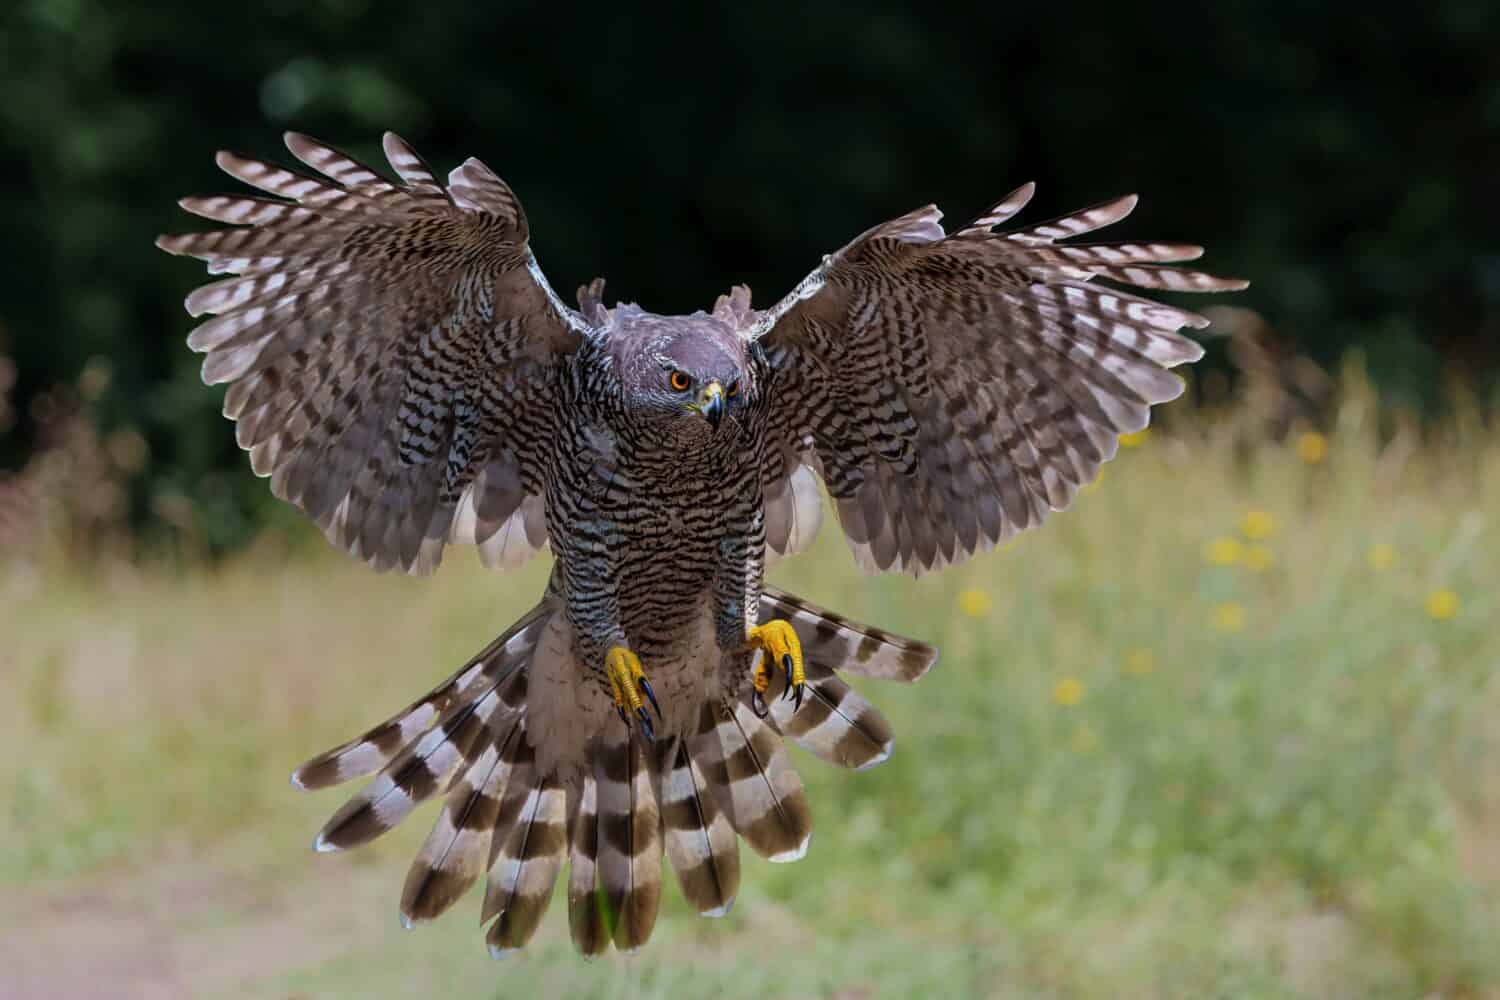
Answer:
(638, 676, 662, 719)
(791, 681, 804, 712)
(616, 705, 629, 727)
(635, 706, 656, 743)
(781, 654, 795, 700)
(751, 688, 770, 719)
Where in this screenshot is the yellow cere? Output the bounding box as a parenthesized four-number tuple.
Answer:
(1244, 544, 1275, 573)
(1426, 589, 1460, 621)
(1053, 676, 1086, 706)
(1213, 602, 1247, 633)
(1205, 536, 1243, 566)
(1367, 543, 1396, 571)
(957, 588, 992, 618)
(1296, 430, 1328, 464)
(1119, 428, 1150, 448)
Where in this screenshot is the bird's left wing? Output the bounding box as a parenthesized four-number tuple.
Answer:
(158, 132, 593, 574)
(747, 184, 1246, 574)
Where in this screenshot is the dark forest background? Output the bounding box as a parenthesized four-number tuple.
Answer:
(1, 1, 1496, 552)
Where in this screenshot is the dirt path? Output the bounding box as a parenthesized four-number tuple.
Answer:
(0, 851, 399, 999)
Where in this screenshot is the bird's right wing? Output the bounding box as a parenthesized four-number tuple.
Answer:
(158, 132, 594, 574)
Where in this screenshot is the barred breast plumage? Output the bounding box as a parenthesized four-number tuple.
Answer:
(157, 132, 1245, 958)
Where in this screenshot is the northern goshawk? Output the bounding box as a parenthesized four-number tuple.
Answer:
(157, 132, 1244, 956)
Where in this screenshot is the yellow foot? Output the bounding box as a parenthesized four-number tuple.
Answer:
(605, 646, 659, 741)
(748, 619, 805, 716)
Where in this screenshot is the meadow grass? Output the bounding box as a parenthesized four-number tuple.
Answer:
(4, 373, 1499, 998)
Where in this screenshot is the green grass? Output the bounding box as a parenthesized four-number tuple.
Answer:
(5, 378, 1500, 997)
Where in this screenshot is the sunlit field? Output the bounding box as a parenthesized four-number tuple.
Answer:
(5, 372, 1498, 998)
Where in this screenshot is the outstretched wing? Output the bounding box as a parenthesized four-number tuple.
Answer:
(750, 184, 1246, 574)
(158, 132, 593, 575)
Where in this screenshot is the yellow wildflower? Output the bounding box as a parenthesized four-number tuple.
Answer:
(1124, 648, 1156, 676)
(1204, 536, 1243, 566)
(1119, 428, 1150, 448)
(1367, 543, 1396, 572)
(1069, 724, 1098, 753)
(1296, 431, 1328, 465)
(957, 588, 991, 618)
(1212, 602, 1246, 633)
(1240, 510, 1276, 540)
(1426, 589, 1460, 621)
(1244, 544, 1275, 573)
(1053, 677, 1086, 706)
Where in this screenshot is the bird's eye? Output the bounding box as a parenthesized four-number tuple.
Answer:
(725, 381, 740, 399)
(669, 370, 691, 392)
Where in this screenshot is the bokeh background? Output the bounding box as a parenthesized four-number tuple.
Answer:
(3, 3, 1499, 997)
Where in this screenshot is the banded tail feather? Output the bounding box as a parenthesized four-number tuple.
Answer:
(399, 716, 528, 925)
(291, 604, 550, 790)
(565, 773, 609, 957)
(757, 660, 895, 771)
(694, 698, 812, 863)
(761, 586, 938, 683)
(657, 736, 740, 917)
(482, 761, 568, 956)
(594, 726, 664, 952)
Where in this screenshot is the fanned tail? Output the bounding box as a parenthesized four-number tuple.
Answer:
(293, 588, 936, 958)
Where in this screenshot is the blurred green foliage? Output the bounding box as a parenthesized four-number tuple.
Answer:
(1, 1, 1496, 551)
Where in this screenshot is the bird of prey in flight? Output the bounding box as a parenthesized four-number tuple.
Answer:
(158, 131, 1244, 956)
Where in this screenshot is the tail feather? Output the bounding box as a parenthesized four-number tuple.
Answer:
(565, 774, 609, 957)
(759, 661, 895, 771)
(292, 605, 548, 790)
(312, 668, 525, 852)
(696, 699, 812, 862)
(483, 767, 568, 956)
(398, 717, 526, 924)
(658, 737, 740, 917)
(595, 728, 663, 952)
(761, 587, 938, 684)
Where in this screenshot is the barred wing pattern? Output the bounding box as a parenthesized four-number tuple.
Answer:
(752, 185, 1247, 574)
(157, 133, 586, 574)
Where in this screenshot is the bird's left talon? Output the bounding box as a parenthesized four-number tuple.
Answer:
(748, 619, 805, 711)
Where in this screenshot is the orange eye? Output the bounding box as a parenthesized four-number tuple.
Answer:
(725, 381, 739, 398)
(669, 370, 691, 391)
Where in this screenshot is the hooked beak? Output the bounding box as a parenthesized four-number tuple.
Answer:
(698, 381, 725, 431)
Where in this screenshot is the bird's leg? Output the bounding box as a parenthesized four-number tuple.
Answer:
(604, 646, 659, 742)
(746, 620, 805, 716)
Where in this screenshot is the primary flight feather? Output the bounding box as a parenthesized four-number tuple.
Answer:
(158, 131, 1245, 956)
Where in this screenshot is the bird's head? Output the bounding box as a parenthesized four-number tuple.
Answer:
(607, 306, 755, 439)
